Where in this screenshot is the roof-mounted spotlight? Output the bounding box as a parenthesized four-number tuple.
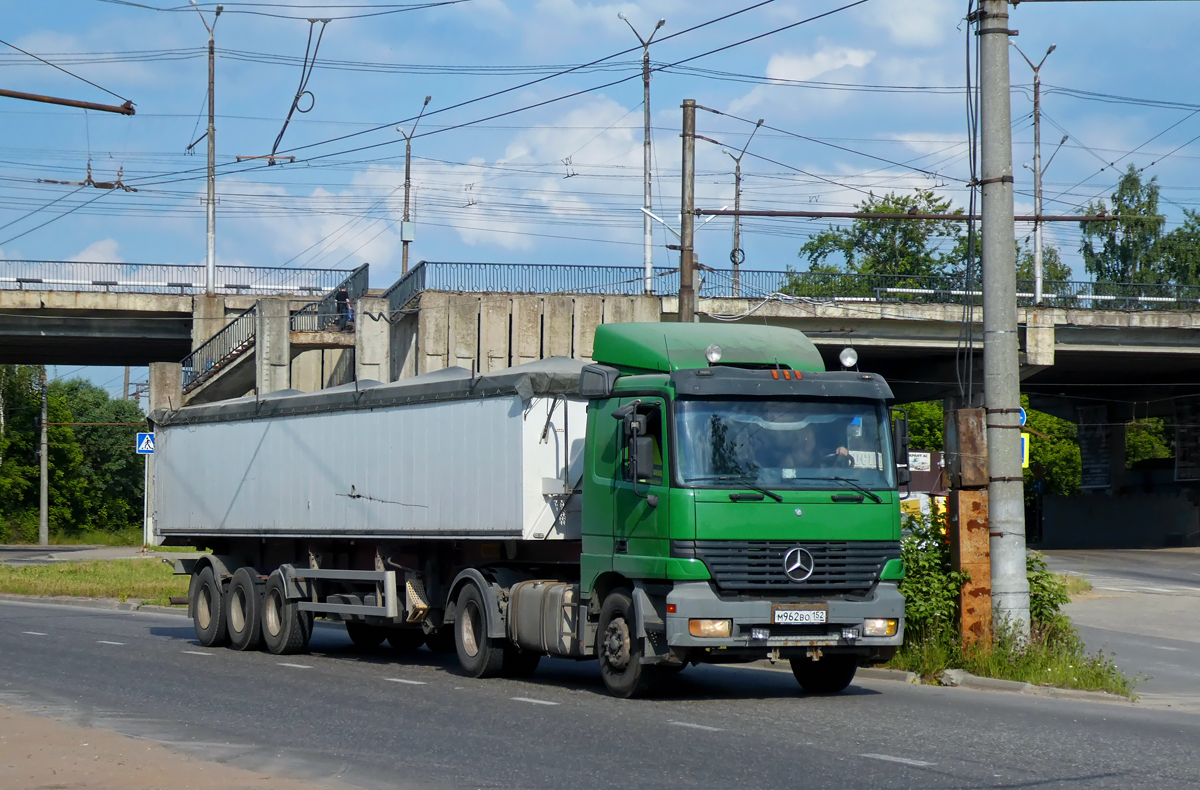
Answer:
(839, 347, 858, 370)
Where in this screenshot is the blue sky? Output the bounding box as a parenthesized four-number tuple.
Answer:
(4, 0, 1200, 398)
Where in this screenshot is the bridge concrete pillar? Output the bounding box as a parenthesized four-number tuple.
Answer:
(255, 298, 291, 395)
(148, 362, 183, 413)
(355, 297, 391, 382)
(1024, 309, 1056, 369)
(192, 294, 228, 350)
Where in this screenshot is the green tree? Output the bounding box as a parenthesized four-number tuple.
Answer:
(1022, 395, 1081, 504)
(1155, 209, 1200, 285)
(1080, 165, 1166, 283)
(1016, 242, 1072, 282)
(904, 401, 944, 453)
(797, 189, 966, 277)
(1126, 418, 1171, 466)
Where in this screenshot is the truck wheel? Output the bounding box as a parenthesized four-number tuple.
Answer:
(386, 628, 426, 653)
(345, 622, 386, 648)
(224, 567, 263, 651)
(501, 647, 541, 678)
(424, 627, 456, 654)
(192, 566, 230, 648)
(261, 570, 312, 655)
(454, 584, 504, 678)
(790, 654, 858, 694)
(597, 589, 660, 699)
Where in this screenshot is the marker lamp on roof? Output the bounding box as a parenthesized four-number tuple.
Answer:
(705, 343, 723, 364)
(839, 347, 858, 370)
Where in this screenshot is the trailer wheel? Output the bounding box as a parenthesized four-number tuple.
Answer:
(597, 589, 660, 699)
(261, 570, 312, 656)
(345, 622, 386, 648)
(192, 566, 230, 648)
(501, 647, 541, 678)
(385, 628, 426, 653)
(225, 567, 263, 651)
(789, 654, 858, 694)
(454, 584, 504, 678)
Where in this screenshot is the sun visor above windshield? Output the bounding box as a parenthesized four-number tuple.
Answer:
(670, 368, 894, 401)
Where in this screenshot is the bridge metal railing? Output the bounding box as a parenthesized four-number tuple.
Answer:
(381, 262, 1200, 312)
(182, 304, 257, 394)
(289, 264, 369, 332)
(0, 260, 349, 295)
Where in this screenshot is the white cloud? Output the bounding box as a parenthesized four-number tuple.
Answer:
(729, 46, 875, 115)
(69, 238, 123, 263)
(860, 0, 959, 48)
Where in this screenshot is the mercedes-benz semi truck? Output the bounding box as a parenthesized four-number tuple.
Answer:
(155, 323, 909, 698)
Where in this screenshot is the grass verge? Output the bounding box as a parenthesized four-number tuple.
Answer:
(888, 619, 1135, 697)
(0, 559, 189, 607)
(49, 528, 144, 547)
(1061, 573, 1093, 597)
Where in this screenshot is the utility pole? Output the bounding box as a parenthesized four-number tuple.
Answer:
(1012, 42, 1056, 306)
(398, 95, 432, 276)
(123, 365, 131, 400)
(39, 371, 48, 547)
(619, 14, 665, 294)
(723, 118, 762, 298)
(679, 99, 697, 323)
(978, 0, 1029, 633)
(193, 2, 222, 296)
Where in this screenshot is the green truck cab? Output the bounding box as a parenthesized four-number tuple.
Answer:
(578, 323, 908, 697)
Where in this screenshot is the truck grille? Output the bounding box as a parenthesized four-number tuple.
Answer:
(671, 540, 900, 594)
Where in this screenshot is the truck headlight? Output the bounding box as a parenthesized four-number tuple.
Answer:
(863, 618, 898, 637)
(688, 619, 732, 638)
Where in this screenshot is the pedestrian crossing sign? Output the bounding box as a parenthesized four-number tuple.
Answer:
(136, 433, 155, 454)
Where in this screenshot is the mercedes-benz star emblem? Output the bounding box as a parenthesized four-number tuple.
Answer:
(783, 547, 816, 583)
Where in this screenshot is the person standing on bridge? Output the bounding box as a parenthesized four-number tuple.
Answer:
(335, 284, 352, 331)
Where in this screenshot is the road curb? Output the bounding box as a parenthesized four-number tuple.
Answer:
(940, 667, 1133, 704)
(858, 667, 919, 683)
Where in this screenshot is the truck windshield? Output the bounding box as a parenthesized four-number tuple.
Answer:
(674, 399, 894, 491)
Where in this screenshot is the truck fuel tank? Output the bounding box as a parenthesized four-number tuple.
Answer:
(507, 581, 589, 657)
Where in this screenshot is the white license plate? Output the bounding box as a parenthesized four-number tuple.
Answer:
(773, 608, 827, 625)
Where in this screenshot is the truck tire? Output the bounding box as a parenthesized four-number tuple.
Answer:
(424, 627, 456, 654)
(224, 567, 263, 651)
(454, 584, 504, 678)
(597, 589, 660, 699)
(385, 628, 426, 653)
(192, 566, 230, 648)
(790, 654, 858, 694)
(345, 622, 386, 648)
(261, 570, 312, 656)
(501, 647, 541, 678)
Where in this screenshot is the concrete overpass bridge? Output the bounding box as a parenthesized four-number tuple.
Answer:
(5, 258, 1200, 547)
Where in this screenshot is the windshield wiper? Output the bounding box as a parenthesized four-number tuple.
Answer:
(791, 475, 883, 504)
(687, 475, 783, 502)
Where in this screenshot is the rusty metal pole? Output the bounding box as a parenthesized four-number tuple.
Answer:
(946, 405, 992, 645)
(679, 99, 696, 323)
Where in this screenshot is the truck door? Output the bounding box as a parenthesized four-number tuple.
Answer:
(612, 397, 671, 571)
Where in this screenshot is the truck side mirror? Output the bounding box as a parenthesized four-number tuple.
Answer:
(891, 408, 911, 486)
(634, 436, 656, 481)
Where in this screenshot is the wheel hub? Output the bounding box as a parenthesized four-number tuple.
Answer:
(603, 618, 631, 670)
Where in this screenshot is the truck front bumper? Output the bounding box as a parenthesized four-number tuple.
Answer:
(664, 580, 905, 652)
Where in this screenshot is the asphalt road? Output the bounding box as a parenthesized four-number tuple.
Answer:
(1, 600, 1198, 790)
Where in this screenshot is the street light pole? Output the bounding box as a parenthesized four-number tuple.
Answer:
(723, 118, 762, 298)
(679, 99, 696, 323)
(192, 1, 222, 296)
(619, 13, 665, 295)
(1012, 42, 1056, 306)
(398, 95, 431, 276)
(979, 0, 1030, 634)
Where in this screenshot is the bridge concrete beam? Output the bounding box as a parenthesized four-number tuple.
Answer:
(355, 297, 390, 382)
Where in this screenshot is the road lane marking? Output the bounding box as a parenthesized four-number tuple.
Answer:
(96, 640, 125, 646)
(181, 650, 214, 656)
(1154, 646, 1184, 652)
(278, 662, 312, 669)
(386, 678, 427, 685)
(668, 721, 723, 732)
(22, 631, 48, 636)
(860, 754, 936, 767)
(511, 697, 560, 706)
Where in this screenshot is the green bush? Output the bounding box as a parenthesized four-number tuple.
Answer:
(891, 512, 1134, 696)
